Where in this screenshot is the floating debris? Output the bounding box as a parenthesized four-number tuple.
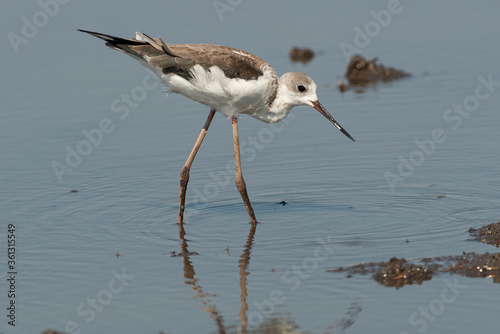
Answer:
(469, 222, 500, 247)
(289, 46, 315, 64)
(338, 78, 348, 93)
(345, 54, 411, 85)
(170, 250, 199, 257)
(330, 252, 500, 288)
(331, 222, 500, 287)
(329, 257, 435, 289)
(339, 54, 411, 92)
(433, 252, 500, 281)
(373, 258, 433, 288)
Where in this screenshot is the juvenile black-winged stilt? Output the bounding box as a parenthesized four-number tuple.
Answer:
(79, 30, 354, 224)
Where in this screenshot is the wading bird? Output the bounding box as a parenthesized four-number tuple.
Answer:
(79, 30, 354, 224)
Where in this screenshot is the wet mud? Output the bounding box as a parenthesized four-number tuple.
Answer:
(330, 222, 500, 288)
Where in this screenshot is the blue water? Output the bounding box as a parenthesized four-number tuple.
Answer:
(1, 1, 500, 333)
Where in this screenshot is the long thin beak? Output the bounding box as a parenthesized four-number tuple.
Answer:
(311, 100, 355, 142)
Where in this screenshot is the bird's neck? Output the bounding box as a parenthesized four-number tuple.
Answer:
(267, 82, 294, 122)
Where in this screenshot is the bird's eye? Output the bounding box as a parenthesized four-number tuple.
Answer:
(297, 85, 306, 92)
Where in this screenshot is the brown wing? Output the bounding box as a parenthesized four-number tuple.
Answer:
(166, 44, 268, 80)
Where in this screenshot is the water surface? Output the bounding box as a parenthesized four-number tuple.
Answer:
(1, 1, 499, 333)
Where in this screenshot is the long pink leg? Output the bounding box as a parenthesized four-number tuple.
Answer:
(232, 116, 257, 224)
(178, 109, 216, 225)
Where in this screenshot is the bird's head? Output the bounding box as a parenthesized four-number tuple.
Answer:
(280, 72, 355, 141)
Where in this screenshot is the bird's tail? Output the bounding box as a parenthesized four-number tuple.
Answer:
(78, 29, 193, 81)
(78, 29, 147, 56)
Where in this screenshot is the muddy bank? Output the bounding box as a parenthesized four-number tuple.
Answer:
(330, 222, 500, 288)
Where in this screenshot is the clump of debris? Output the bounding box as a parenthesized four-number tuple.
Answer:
(289, 46, 315, 64)
(338, 54, 411, 92)
(329, 257, 436, 289)
(469, 221, 500, 247)
(373, 257, 434, 288)
(330, 252, 500, 288)
(329, 222, 500, 288)
(429, 252, 500, 281)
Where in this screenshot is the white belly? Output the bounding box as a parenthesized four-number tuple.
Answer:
(163, 65, 275, 120)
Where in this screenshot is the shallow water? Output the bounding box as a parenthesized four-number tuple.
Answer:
(1, 1, 500, 333)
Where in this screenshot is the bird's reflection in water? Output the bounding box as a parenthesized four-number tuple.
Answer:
(176, 221, 257, 333)
(177, 223, 226, 332)
(238, 222, 257, 333)
(176, 221, 351, 334)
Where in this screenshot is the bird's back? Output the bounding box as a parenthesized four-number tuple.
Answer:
(79, 30, 279, 119)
